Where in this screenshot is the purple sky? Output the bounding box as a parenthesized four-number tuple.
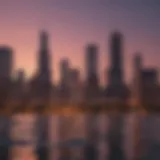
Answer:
(0, 0, 159, 85)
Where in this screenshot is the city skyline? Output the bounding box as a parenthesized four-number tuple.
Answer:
(0, 1, 160, 160)
(0, 29, 159, 86)
(0, 0, 159, 85)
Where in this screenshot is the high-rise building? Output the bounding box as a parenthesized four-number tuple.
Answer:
(30, 31, 52, 104)
(105, 32, 129, 100)
(69, 69, 80, 85)
(16, 69, 25, 89)
(141, 68, 159, 106)
(132, 53, 160, 107)
(132, 53, 142, 106)
(141, 69, 158, 86)
(0, 46, 13, 105)
(0, 46, 13, 80)
(86, 44, 98, 80)
(12, 69, 26, 101)
(85, 44, 99, 100)
(60, 59, 70, 87)
(68, 68, 83, 103)
(58, 59, 71, 101)
(38, 31, 51, 83)
(109, 32, 123, 86)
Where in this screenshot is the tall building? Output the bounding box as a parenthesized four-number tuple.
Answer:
(60, 59, 70, 87)
(0, 46, 13, 105)
(141, 69, 158, 86)
(132, 53, 160, 107)
(86, 44, 98, 80)
(109, 32, 123, 85)
(38, 31, 51, 83)
(0, 46, 13, 80)
(68, 68, 83, 103)
(105, 32, 129, 100)
(12, 69, 26, 101)
(85, 44, 99, 100)
(132, 53, 142, 106)
(58, 59, 71, 102)
(16, 69, 25, 85)
(30, 31, 52, 104)
(58, 62, 83, 103)
(141, 68, 159, 106)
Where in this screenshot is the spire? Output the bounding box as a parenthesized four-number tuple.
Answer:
(38, 30, 51, 82)
(40, 30, 48, 51)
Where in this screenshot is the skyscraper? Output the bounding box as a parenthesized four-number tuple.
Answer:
(30, 31, 52, 104)
(0, 46, 13, 80)
(140, 69, 159, 106)
(132, 53, 142, 106)
(16, 69, 25, 88)
(38, 31, 51, 83)
(85, 44, 99, 100)
(105, 32, 129, 100)
(59, 58, 70, 87)
(68, 68, 83, 103)
(132, 53, 160, 107)
(12, 69, 26, 102)
(86, 44, 98, 80)
(0, 46, 13, 105)
(109, 32, 123, 86)
(58, 59, 71, 101)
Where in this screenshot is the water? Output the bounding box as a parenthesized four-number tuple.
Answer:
(0, 113, 160, 160)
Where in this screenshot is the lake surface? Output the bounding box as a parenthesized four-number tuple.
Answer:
(0, 113, 160, 160)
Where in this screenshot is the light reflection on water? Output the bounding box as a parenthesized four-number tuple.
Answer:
(0, 113, 160, 159)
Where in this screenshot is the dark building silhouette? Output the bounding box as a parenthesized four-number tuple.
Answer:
(30, 31, 52, 104)
(69, 69, 80, 83)
(16, 69, 25, 84)
(60, 59, 70, 87)
(58, 59, 71, 101)
(12, 69, 26, 100)
(141, 68, 160, 107)
(132, 53, 143, 106)
(38, 31, 51, 83)
(105, 32, 129, 100)
(69, 68, 83, 103)
(141, 69, 158, 86)
(0, 46, 12, 79)
(0, 46, 13, 105)
(37, 31, 52, 103)
(132, 53, 160, 107)
(109, 32, 123, 85)
(85, 44, 100, 100)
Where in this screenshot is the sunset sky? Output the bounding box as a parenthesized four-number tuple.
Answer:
(0, 0, 159, 85)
